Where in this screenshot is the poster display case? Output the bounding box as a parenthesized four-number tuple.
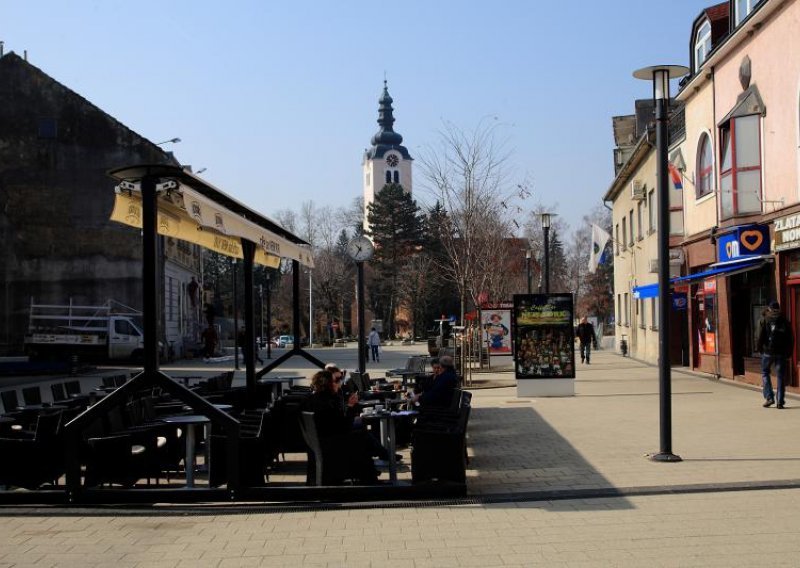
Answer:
(512, 294, 575, 380)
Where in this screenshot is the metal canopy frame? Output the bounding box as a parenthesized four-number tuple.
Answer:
(59, 164, 320, 502)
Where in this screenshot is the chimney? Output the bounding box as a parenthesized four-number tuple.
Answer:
(0, 41, 4, 57)
(24, 49, 28, 61)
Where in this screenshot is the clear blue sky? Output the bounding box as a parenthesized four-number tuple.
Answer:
(3, 1, 709, 230)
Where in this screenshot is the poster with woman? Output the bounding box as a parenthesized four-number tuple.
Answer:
(512, 294, 575, 379)
(481, 309, 512, 354)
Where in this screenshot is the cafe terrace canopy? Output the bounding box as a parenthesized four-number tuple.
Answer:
(109, 166, 314, 269)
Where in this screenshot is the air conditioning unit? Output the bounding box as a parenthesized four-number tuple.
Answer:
(649, 258, 659, 273)
(631, 180, 646, 201)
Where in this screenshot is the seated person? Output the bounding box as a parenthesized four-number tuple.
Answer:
(324, 363, 397, 462)
(302, 369, 379, 484)
(408, 355, 459, 408)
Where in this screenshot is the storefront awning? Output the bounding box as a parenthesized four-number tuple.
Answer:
(632, 256, 771, 299)
(108, 167, 313, 268)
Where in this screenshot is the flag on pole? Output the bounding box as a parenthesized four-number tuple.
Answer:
(588, 224, 611, 273)
(668, 162, 683, 190)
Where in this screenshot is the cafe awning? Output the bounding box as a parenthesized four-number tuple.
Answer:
(108, 166, 313, 268)
(632, 256, 771, 299)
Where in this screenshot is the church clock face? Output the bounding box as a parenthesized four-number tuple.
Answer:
(385, 154, 399, 167)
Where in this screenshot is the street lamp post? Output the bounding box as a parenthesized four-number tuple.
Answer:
(525, 249, 532, 294)
(265, 272, 272, 360)
(633, 64, 688, 463)
(155, 137, 181, 146)
(232, 258, 240, 370)
(541, 213, 554, 294)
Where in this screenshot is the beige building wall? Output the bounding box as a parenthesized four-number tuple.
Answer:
(612, 147, 662, 365)
(712, 0, 800, 212)
(680, 80, 718, 237)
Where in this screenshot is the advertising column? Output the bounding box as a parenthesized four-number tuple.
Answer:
(513, 293, 575, 397)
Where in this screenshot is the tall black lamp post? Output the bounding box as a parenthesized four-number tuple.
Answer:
(633, 64, 688, 463)
(265, 272, 272, 359)
(541, 213, 554, 294)
(232, 258, 240, 370)
(525, 249, 532, 294)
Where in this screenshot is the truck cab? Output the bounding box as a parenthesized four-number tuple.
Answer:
(109, 316, 144, 360)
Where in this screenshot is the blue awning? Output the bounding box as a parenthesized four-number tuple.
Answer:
(632, 257, 770, 299)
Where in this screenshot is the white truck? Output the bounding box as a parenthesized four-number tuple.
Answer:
(24, 299, 145, 362)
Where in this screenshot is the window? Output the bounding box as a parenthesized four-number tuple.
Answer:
(393, 170, 399, 184)
(617, 294, 622, 326)
(696, 133, 714, 198)
(622, 218, 627, 251)
(694, 20, 712, 71)
(669, 170, 684, 236)
(115, 319, 135, 336)
(623, 293, 629, 326)
(720, 114, 762, 218)
(366, 173, 370, 186)
(636, 202, 643, 240)
(735, 0, 763, 26)
(638, 299, 647, 329)
(648, 189, 655, 234)
(628, 210, 634, 246)
(650, 297, 659, 330)
(615, 224, 620, 255)
(385, 170, 391, 184)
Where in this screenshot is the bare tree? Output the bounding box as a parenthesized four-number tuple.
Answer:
(419, 119, 526, 318)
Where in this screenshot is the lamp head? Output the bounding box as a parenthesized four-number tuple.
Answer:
(540, 212, 554, 229)
(632, 65, 689, 101)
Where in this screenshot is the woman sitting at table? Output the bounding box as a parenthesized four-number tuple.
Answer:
(302, 369, 379, 485)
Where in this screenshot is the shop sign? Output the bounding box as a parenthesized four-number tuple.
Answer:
(774, 213, 800, 252)
(703, 279, 717, 294)
(672, 292, 688, 311)
(717, 224, 770, 262)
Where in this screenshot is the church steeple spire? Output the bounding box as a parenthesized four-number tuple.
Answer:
(371, 80, 403, 146)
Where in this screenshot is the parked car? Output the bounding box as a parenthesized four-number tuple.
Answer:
(276, 335, 294, 348)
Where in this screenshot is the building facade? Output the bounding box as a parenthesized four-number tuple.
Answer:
(0, 52, 202, 358)
(608, 0, 800, 395)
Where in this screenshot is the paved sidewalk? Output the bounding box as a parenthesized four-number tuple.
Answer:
(2, 347, 800, 566)
(465, 349, 800, 497)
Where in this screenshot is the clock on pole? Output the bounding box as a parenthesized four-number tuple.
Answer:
(346, 235, 375, 262)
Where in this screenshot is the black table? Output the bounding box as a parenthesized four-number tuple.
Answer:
(361, 409, 418, 484)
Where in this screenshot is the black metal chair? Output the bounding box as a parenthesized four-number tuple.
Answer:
(0, 410, 65, 489)
(22, 386, 42, 406)
(51, 383, 68, 403)
(64, 381, 82, 396)
(299, 411, 324, 486)
(1, 390, 19, 413)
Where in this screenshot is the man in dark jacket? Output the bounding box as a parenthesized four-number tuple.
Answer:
(410, 355, 459, 408)
(576, 316, 598, 364)
(756, 301, 793, 409)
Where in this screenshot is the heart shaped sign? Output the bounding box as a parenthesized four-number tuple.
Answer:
(740, 230, 764, 252)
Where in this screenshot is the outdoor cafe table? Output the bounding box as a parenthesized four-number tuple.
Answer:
(257, 376, 303, 398)
(361, 409, 418, 484)
(160, 414, 210, 488)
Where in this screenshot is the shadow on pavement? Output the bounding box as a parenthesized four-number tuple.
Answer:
(467, 406, 634, 510)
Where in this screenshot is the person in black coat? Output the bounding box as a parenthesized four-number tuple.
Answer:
(409, 355, 459, 408)
(576, 316, 598, 364)
(756, 301, 793, 409)
(302, 370, 379, 484)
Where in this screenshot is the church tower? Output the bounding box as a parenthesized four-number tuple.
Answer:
(362, 81, 412, 231)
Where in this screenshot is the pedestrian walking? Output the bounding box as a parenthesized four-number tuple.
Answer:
(367, 327, 381, 363)
(201, 324, 218, 361)
(756, 301, 793, 409)
(576, 316, 597, 364)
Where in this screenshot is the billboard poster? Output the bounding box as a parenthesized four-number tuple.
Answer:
(512, 294, 575, 379)
(481, 308, 512, 354)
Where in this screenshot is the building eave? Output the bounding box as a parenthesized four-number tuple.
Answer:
(603, 129, 655, 203)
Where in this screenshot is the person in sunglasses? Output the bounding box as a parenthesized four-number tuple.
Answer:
(303, 369, 380, 484)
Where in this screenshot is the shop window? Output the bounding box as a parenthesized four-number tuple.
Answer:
(719, 114, 762, 218)
(789, 250, 800, 276)
(696, 133, 714, 199)
(697, 279, 718, 354)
